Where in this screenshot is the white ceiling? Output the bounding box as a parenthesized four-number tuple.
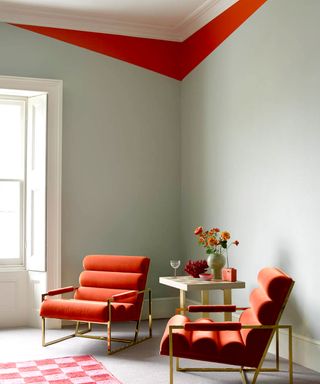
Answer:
(0, 0, 238, 41)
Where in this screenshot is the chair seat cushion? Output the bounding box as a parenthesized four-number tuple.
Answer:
(160, 315, 246, 366)
(190, 318, 219, 354)
(40, 299, 138, 323)
(160, 315, 192, 355)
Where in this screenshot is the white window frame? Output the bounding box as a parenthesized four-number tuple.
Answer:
(0, 76, 62, 292)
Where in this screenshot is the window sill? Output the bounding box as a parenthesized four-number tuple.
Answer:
(0, 265, 26, 272)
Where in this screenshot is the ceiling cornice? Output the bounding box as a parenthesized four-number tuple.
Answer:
(0, 0, 239, 42)
(14, 0, 267, 80)
(174, 0, 238, 41)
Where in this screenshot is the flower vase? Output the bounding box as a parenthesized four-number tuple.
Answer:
(206, 253, 226, 280)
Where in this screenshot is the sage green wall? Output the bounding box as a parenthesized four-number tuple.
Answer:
(181, 0, 320, 370)
(1, 0, 320, 368)
(0, 22, 181, 297)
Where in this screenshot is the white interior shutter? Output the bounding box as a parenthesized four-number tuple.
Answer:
(26, 94, 47, 271)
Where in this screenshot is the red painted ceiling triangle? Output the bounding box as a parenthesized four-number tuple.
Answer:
(12, 24, 182, 80)
(180, 0, 268, 79)
(13, 0, 267, 81)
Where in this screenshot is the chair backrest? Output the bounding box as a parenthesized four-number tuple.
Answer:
(240, 267, 294, 367)
(74, 255, 150, 308)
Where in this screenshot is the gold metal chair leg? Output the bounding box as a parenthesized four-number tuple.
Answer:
(42, 317, 76, 347)
(240, 367, 248, 384)
(288, 326, 293, 384)
(148, 288, 152, 338)
(169, 328, 174, 384)
(251, 367, 260, 384)
(107, 322, 111, 353)
(74, 322, 92, 336)
(134, 319, 141, 342)
(42, 317, 45, 346)
(276, 327, 280, 370)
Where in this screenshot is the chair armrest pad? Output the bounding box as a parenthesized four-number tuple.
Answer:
(188, 305, 236, 313)
(46, 286, 76, 296)
(184, 321, 241, 331)
(112, 290, 138, 302)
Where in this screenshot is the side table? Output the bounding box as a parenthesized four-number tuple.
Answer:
(159, 275, 245, 320)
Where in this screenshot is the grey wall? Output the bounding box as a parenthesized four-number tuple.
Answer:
(0, 22, 181, 297)
(1, 0, 320, 368)
(181, 0, 320, 365)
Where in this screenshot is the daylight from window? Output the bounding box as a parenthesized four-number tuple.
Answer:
(0, 99, 25, 262)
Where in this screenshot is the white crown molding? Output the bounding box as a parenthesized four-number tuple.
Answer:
(0, 0, 238, 42)
(0, 4, 179, 41)
(174, 0, 239, 41)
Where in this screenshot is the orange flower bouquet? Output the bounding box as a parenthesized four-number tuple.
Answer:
(194, 226, 239, 269)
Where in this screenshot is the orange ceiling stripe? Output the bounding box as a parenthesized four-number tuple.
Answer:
(180, 0, 268, 79)
(12, 0, 267, 81)
(13, 24, 182, 80)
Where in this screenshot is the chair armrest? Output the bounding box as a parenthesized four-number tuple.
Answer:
(183, 323, 290, 332)
(46, 286, 76, 296)
(188, 305, 236, 313)
(241, 324, 279, 330)
(184, 321, 242, 331)
(42, 286, 77, 301)
(112, 290, 138, 302)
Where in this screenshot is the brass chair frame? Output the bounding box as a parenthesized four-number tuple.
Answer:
(169, 323, 292, 384)
(41, 288, 152, 355)
(167, 280, 294, 384)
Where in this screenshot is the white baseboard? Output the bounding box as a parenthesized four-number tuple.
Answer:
(143, 297, 226, 320)
(269, 329, 320, 373)
(231, 312, 320, 373)
(141, 296, 206, 320)
(141, 296, 179, 319)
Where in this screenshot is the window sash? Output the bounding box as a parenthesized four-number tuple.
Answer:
(0, 97, 26, 266)
(0, 180, 24, 265)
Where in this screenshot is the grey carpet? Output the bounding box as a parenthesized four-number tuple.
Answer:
(0, 319, 319, 383)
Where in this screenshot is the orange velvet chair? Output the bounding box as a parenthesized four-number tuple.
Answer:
(40, 254, 152, 354)
(160, 267, 294, 384)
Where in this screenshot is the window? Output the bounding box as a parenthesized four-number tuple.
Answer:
(0, 92, 47, 269)
(0, 76, 62, 327)
(0, 97, 26, 266)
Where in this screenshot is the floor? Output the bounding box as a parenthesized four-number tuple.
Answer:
(0, 319, 319, 384)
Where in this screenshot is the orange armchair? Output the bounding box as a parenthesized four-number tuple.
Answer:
(160, 267, 294, 384)
(41, 254, 152, 354)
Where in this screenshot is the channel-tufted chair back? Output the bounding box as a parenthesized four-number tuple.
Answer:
(239, 267, 293, 367)
(74, 255, 150, 318)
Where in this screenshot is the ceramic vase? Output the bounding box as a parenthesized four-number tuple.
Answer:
(206, 252, 226, 280)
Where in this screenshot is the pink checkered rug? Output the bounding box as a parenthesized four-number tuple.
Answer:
(0, 355, 122, 383)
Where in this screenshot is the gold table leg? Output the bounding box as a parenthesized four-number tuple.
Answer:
(180, 290, 186, 315)
(201, 290, 209, 317)
(224, 289, 232, 321)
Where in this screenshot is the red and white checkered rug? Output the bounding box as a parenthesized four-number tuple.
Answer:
(0, 355, 122, 383)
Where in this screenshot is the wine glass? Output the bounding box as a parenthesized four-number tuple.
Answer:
(170, 260, 181, 277)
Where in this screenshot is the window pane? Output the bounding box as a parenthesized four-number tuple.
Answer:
(0, 101, 24, 179)
(0, 181, 21, 260)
